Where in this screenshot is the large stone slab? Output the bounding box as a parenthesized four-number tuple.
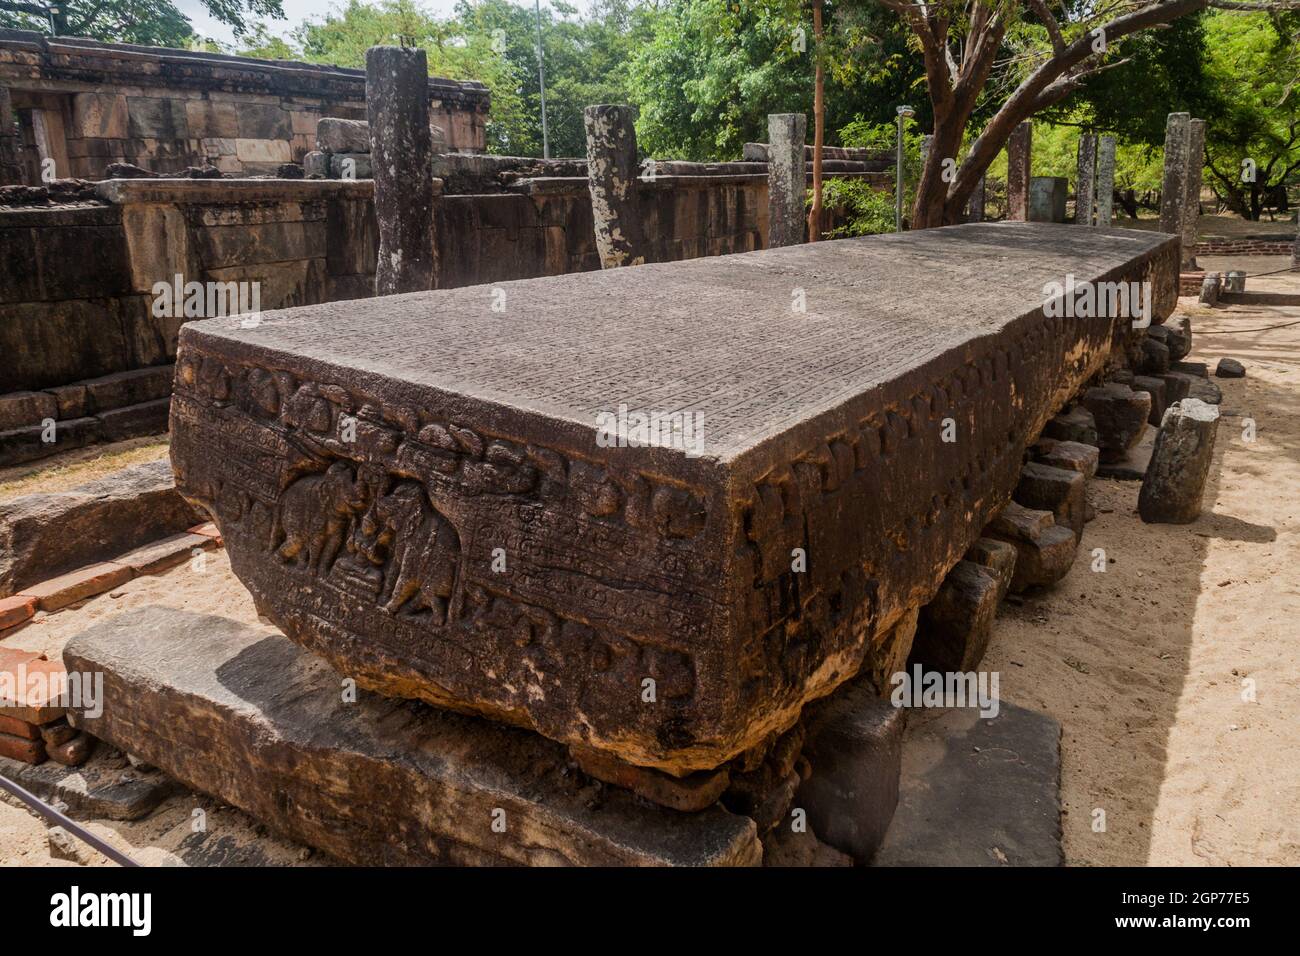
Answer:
(0, 460, 202, 598)
(874, 702, 1062, 866)
(169, 223, 1178, 774)
(63, 607, 761, 867)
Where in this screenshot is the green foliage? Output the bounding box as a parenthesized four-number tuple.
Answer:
(1201, 9, 1300, 215)
(0, 0, 284, 46)
(628, 0, 922, 161)
(818, 177, 895, 236)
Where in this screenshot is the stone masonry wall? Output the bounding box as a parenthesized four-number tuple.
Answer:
(0, 31, 489, 181)
(0, 170, 880, 465)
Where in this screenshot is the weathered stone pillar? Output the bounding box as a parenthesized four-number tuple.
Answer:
(766, 113, 806, 248)
(1138, 398, 1219, 524)
(1181, 119, 1206, 269)
(966, 174, 986, 223)
(1292, 231, 1299, 272)
(584, 104, 645, 269)
(366, 46, 435, 296)
(1006, 121, 1032, 221)
(0, 87, 23, 185)
(1075, 132, 1097, 226)
(1158, 112, 1190, 243)
(1095, 135, 1116, 227)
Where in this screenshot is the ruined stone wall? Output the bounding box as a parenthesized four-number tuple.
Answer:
(0, 31, 489, 181)
(0, 169, 883, 465)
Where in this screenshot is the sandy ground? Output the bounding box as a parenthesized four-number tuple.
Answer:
(2, 256, 1298, 867)
(0, 435, 168, 500)
(987, 255, 1300, 866)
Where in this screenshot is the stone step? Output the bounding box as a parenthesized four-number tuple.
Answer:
(63, 606, 763, 867)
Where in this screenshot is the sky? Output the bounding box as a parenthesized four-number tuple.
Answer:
(174, 0, 590, 49)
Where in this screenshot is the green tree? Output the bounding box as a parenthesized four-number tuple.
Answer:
(1201, 9, 1300, 219)
(0, 0, 283, 46)
(284, 0, 534, 154)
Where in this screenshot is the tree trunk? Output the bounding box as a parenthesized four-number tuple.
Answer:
(807, 2, 825, 242)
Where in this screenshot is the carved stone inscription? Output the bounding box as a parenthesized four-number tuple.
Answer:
(169, 224, 1180, 774)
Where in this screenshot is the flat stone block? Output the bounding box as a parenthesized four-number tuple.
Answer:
(0, 390, 56, 431)
(1015, 461, 1086, 537)
(1042, 405, 1098, 447)
(114, 532, 217, 575)
(794, 676, 907, 864)
(63, 607, 763, 866)
(874, 703, 1062, 866)
(1131, 374, 1167, 427)
(911, 558, 1011, 673)
(0, 459, 202, 598)
(317, 118, 370, 154)
(19, 561, 133, 612)
(984, 502, 1076, 593)
(170, 223, 1178, 773)
(1081, 382, 1151, 463)
(0, 655, 68, 725)
(0, 748, 178, 821)
(96, 397, 171, 442)
(1097, 424, 1156, 481)
(1033, 439, 1099, 479)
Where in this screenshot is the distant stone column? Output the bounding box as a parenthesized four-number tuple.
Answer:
(767, 113, 806, 248)
(1075, 133, 1097, 226)
(1095, 135, 1116, 227)
(1006, 121, 1032, 221)
(1158, 112, 1190, 243)
(967, 174, 986, 223)
(1292, 231, 1299, 272)
(1181, 119, 1206, 269)
(366, 46, 435, 295)
(0, 87, 23, 185)
(584, 104, 645, 269)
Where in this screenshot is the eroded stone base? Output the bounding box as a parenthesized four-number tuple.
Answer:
(62, 606, 761, 867)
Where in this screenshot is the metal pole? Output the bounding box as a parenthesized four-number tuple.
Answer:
(0, 773, 139, 866)
(534, 0, 550, 159)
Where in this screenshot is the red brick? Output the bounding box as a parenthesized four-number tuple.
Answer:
(0, 595, 36, 631)
(0, 657, 68, 724)
(18, 561, 134, 612)
(0, 712, 40, 739)
(0, 730, 46, 764)
(115, 532, 217, 575)
(188, 522, 224, 545)
(0, 646, 44, 672)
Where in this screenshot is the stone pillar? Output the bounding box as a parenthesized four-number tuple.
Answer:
(1006, 121, 1032, 222)
(1292, 231, 1299, 272)
(1158, 112, 1190, 243)
(1138, 398, 1219, 524)
(1075, 132, 1097, 226)
(1182, 119, 1206, 269)
(366, 46, 435, 295)
(0, 87, 22, 185)
(766, 113, 806, 248)
(584, 104, 646, 269)
(1095, 135, 1116, 227)
(967, 175, 986, 223)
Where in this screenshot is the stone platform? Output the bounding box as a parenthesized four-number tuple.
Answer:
(62, 607, 761, 866)
(170, 223, 1178, 774)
